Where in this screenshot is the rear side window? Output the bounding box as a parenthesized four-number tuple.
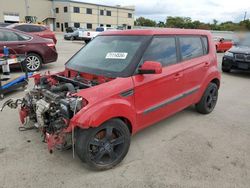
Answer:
(0, 30, 31, 41)
(142, 37, 177, 67)
(201, 36, 209, 54)
(179, 37, 204, 60)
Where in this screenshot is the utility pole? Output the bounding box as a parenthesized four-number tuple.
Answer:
(24, 0, 29, 16)
(243, 11, 247, 21)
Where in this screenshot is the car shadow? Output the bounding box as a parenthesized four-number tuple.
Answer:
(223, 70, 250, 79)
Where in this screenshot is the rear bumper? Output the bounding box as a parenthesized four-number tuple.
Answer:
(222, 56, 250, 70)
(43, 51, 58, 64)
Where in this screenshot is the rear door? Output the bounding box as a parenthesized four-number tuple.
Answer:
(133, 36, 185, 129)
(179, 35, 210, 105)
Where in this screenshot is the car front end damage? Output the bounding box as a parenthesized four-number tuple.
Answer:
(1, 70, 114, 153)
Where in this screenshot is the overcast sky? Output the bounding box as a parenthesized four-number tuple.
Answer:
(73, 0, 249, 23)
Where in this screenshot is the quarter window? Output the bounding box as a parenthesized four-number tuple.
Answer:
(179, 37, 204, 60)
(142, 37, 177, 67)
(201, 36, 209, 54)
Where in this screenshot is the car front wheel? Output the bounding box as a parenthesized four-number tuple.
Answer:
(25, 53, 42, 72)
(76, 119, 131, 170)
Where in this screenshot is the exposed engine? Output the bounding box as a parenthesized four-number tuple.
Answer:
(1, 70, 113, 152)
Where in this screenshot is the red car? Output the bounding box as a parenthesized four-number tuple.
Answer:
(0, 27, 58, 72)
(214, 37, 233, 52)
(7, 29, 220, 170)
(7, 23, 57, 44)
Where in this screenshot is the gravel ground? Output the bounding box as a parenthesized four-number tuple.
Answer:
(0, 34, 250, 188)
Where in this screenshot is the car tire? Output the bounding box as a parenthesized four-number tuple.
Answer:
(25, 53, 42, 72)
(84, 40, 90, 44)
(195, 83, 218, 114)
(76, 119, 131, 170)
(70, 36, 75, 41)
(222, 66, 231, 73)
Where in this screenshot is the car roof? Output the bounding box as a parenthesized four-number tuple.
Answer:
(7, 23, 47, 28)
(100, 28, 211, 36)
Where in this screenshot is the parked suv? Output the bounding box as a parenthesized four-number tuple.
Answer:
(11, 29, 220, 170)
(222, 38, 250, 72)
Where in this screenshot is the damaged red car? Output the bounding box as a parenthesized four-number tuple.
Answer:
(3, 29, 221, 170)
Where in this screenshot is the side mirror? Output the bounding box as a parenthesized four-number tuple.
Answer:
(138, 61, 162, 74)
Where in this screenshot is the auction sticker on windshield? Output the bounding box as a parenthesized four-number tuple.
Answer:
(106, 52, 128, 59)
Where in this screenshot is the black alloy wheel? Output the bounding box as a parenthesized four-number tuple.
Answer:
(196, 83, 219, 114)
(76, 119, 130, 170)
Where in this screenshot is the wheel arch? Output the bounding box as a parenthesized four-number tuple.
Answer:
(210, 78, 220, 88)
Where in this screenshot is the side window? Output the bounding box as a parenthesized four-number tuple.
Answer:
(179, 37, 204, 60)
(142, 37, 177, 67)
(0, 31, 6, 41)
(0, 31, 19, 41)
(16, 33, 31, 41)
(201, 36, 209, 54)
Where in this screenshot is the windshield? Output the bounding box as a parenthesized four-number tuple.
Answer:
(66, 35, 151, 77)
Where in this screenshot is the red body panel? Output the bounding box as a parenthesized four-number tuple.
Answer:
(215, 39, 233, 52)
(63, 29, 221, 134)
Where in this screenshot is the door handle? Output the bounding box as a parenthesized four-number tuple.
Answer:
(174, 72, 183, 80)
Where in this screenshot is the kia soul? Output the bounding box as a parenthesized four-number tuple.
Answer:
(2, 29, 221, 170)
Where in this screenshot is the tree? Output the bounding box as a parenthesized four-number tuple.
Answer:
(135, 17, 157, 27)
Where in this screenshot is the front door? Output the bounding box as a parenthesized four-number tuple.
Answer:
(133, 36, 184, 130)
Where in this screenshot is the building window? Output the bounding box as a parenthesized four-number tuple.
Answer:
(64, 22, 68, 28)
(56, 22, 60, 28)
(74, 22, 80, 28)
(64, 7, 68, 13)
(73, 7, 80, 13)
(128, 13, 132, 18)
(106, 24, 111, 27)
(100, 10, 104, 15)
(55, 8, 59, 13)
(87, 23, 92, 29)
(100, 24, 104, 27)
(127, 25, 132, 29)
(86, 8, 92, 14)
(106, 11, 111, 16)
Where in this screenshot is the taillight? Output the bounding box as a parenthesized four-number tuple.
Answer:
(47, 43, 55, 47)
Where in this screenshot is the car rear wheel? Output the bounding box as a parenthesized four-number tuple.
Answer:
(196, 83, 218, 114)
(25, 53, 42, 72)
(76, 119, 131, 170)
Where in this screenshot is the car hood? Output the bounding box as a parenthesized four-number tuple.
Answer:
(229, 45, 250, 54)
